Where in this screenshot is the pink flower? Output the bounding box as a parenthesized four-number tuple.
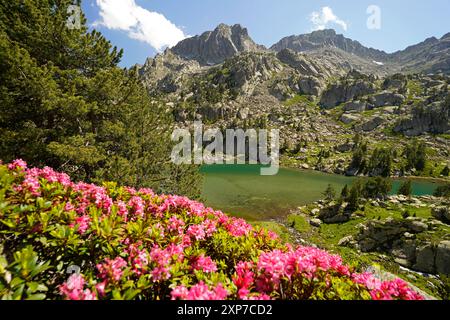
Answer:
(201, 219, 217, 237)
(128, 196, 145, 218)
(166, 244, 184, 262)
(21, 176, 41, 196)
(138, 188, 154, 196)
(59, 274, 97, 300)
(181, 235, 191, 248)
(126, 244, 149, 276)
(267, 231, 279, 240)
(70, 215, 91, 234)
(171, 282, 228, 300)
(233, 261, 254, 298)
(171, 285, 189, 300)
(167, 216, 185, 234)
(96, 257, 127, 283)
(224, 218, 253, 237)
(191, 255, 217, 273)
(64, 202, 75, 212)
(151, 266, 171, 281)
(149, 245, 171, 266)
(117, 200, 128, 221)
(187, 224, 205, 241)
(8, 159, 27, 171)
(95, 281, 107, 297)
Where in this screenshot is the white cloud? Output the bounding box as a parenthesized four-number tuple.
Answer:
(94, 0, 186, 51)
(310, 7, 348, 31)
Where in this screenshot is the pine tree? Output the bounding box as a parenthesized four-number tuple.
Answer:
(340, 184, 349, 199)
(322, 184, 336, 201)
(398, 180, 412, 197)
(404, 139, 427, 172)
(0, 1, 202, 198)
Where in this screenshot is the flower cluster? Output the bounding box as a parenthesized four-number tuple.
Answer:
(59, 274, 97, 300)
(171, 282, 228, 300)
(0, 160, 425, 301)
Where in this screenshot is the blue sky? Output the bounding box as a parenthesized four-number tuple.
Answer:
(82, 0, 450, 68)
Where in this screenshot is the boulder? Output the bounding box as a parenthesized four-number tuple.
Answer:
(335, 143, 354, 153)
(413, 244, 436, 274)
(359, 116, 384, 132)
(340, 113, 360, 124)
(432, 206, 450, 224)
(359, 238, 378, 252)
(408, 220, 428, 233)
(338, 235, 355, 247)
(436, 241, 450, 275)
(343, 101, 368, 112)
(310, 218, 322, 227)
(298, 77, 324, 96)
(370, 92, 405, 108)
(391, 240, 417, 268)
(318, 203, 351, 224)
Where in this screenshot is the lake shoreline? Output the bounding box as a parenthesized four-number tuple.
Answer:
(200, 165, 444, 221)
(281, 165, 450, 185)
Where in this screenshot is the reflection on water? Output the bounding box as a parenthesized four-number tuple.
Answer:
(201, 165, 442, 221)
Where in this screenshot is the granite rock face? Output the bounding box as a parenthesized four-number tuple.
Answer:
(171, 24, 264, 65)
(320, 81, 375, 109)
(394, 104, 450, 136)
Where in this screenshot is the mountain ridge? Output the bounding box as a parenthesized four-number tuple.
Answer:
(163, 24, 450, 75)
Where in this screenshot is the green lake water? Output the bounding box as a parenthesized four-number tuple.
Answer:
(200, 165, 443, 221)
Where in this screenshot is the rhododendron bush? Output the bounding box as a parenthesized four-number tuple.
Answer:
(0, 160, 424, 300)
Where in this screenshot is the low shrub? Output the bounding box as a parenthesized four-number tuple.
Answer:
(0, 160, 423, 300)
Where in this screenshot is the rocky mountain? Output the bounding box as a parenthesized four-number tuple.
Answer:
(270, 29, 450, 75)
(270, 29, 389, 62)
(171, 24, 265, 65)
(391, 33, 450, 74)
(139, 24, 450, 178)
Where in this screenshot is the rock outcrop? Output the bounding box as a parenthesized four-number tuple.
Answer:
(320, 81, 375, 109)
(394, 104, 450, 136)
(370, 92, 405, 108)
(355, 218, 450, 275)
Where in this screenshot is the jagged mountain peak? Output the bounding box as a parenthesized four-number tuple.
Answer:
(441, 32, 450, 40)
(270, 29, 389, 62)
(170, 23, 264, 66)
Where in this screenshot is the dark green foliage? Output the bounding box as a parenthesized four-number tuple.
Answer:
(404, 139, 427, 172)
(346, 184, 361, 212)
(398, 180, 413, 196)
(349, 140, 367, 173)
(322, 184, 336, 201)
(434, 184, 450, 198)
(367, 147, 393, 177)
(401, 210, 411, 219)
(361, 177, 392, 199)
(437, 275, 450, 300)
(441, 166, 449, 177)
(344, 177, 392, 212)
(340, 184, 349, 199)
(0, 1, 201, 198)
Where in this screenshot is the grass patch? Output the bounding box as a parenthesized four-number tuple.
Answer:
(284, 94, 317, 108)
(287, 214, 311, 233)
(251, 221, 291, 243)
